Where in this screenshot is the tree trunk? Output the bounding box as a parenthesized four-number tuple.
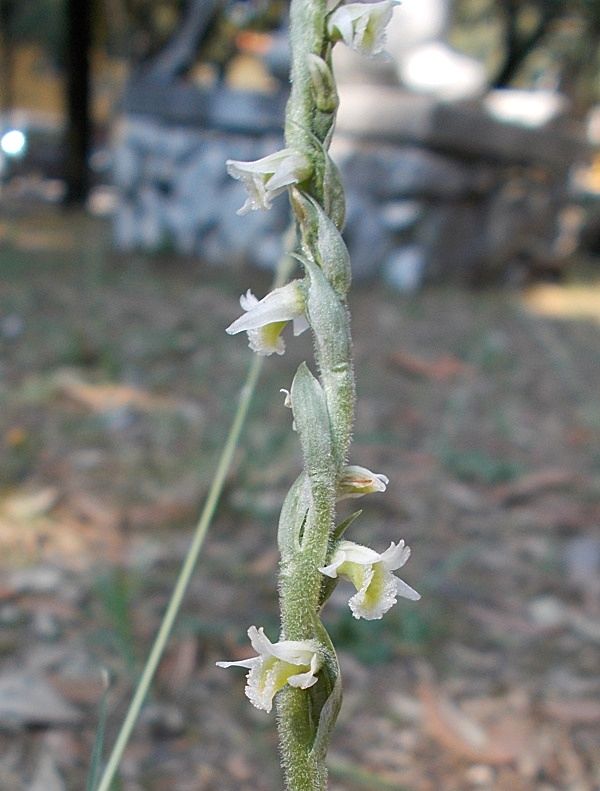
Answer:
(64, 0, 92, 204)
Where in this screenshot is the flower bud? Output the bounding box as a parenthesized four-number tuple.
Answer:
(338, 465, 389, 500)
(308, 54, 339, 113)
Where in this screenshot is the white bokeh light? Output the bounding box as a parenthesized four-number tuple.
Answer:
(1, 129, 27, 157)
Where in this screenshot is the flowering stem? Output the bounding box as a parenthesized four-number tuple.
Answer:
(275, 0, 355, 788)
(218, 1, 416, 788)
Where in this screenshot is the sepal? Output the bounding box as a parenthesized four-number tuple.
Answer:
(290, 363, 335, 482)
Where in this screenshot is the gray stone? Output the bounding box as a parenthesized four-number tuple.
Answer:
(336, 85, 586, 166)
(332, 139, 477, 200)
(113, 199, 138, 249)
(383, 245, 427, 292)
(381, 200, 423, 232)
(110, 79, 583, 284)
(343, 194, 391, 280)
(0, 672, 81, 726)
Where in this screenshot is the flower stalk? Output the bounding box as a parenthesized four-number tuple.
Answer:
(219, 1, 419, 788)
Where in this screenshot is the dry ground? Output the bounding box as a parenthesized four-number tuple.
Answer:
(1, 207, 599, 790)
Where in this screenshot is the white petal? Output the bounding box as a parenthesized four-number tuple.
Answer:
(247, 625, 275, 657)
(286, 651, 321, 689)
(379, 540, 411, 570)
(328, 0, 397, 56)
(246, 327, 286, 356)
(226, 150, 311, 214)
(287, 669, 319, 689)
(239, 289, 259, 310)
(292, 315, 310, 336)
(336, 540, 382, 565)
(268, 638, 320, 666)
(216, 658, 258, 670)
(318, 557, 345, 578)
(394, 577, 421, 601)
(226, 282, 305, 335)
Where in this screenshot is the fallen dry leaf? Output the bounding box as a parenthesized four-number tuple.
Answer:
(53, 369, 200, 417)
(2, 487, 60, 520)
(418, 681, 523, 765)
(492, 468, 579, 505)
(543, 698, 600, 724)
(388, 350, 473, 382)
(158, 637, 198, 691)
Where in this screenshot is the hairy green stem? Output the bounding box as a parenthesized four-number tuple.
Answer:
(286, 0, 328, 153)
(276, 0, 355, 788)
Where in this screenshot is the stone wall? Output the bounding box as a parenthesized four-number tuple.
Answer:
(112, 81, 586, 287)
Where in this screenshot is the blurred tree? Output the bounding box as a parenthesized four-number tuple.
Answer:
(100, 0, 286, 78)
(0, 0, 17, 114)
(454, 0, 600, 112)
(0, 0, 66, 64)
(64, 0, 91, 204)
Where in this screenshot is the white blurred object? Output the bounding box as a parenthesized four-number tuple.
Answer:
(586, 104, 600, 144)
(484, 89, 568, 128)
(383, 245, 426, 292)
(333, 0, 452, 86)
(386, 0, 450, 54)
(399, 41, 486, 101)
(0, 128, 26, 157)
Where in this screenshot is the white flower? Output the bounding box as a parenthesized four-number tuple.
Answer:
(319, 539, 420, 620)
(216, 626, 321, 712)
(338, 465, 389, 500)
(226, 281, 309, 356)
(327, 1, 399, 57)
(226, 148, 312, 215)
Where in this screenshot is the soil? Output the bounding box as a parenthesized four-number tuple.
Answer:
(1, 207, 599, 790)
